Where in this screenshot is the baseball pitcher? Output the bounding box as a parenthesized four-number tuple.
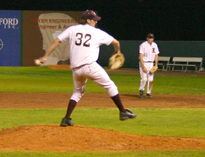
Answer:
(35, 10, 137, 126)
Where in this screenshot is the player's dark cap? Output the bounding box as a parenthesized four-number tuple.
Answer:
(81, 10, 101, 21)
(147, 33, 154, 38)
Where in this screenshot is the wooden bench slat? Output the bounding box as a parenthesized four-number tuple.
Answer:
(158, 56, 171, 71)
(167, 57, 203, 72)
(167, 64, 196, 67)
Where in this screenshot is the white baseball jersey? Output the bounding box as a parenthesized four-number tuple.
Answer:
(139, 41, 160, 62)
(58, 24, 114, 69)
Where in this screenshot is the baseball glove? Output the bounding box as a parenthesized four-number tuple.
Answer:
(150, 66, 158, 73)
(109, 53, 125, 70)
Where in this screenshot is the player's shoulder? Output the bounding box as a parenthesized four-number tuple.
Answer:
(67, 24, 82, 29)
(94, 27, 112, 37)
(94, 27, 102, 31)
(140, 41, 147, 46)
(64, 24, 83, 31)
(92, 27, 105, 33)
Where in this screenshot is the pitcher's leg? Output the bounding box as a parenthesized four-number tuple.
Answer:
(62, 99, 77, 125)
(87, 63, 125, 112)
(70, 70, 87, 102)
(111, 94, 126, 112)
(61, 70, 87, 126)
(87, 63, 118, 97)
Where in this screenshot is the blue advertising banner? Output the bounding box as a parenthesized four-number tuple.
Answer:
(0, 10, 21, 66)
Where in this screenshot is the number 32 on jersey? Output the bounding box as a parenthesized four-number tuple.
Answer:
(75, 33, 91, 47)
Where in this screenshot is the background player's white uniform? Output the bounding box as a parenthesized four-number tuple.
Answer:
(139, 41, 160, 94)
(58, 24, 119, 102)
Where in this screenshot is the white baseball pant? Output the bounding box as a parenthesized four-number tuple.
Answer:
(70, 62, 119, 102)
(139, 62, 154, 94)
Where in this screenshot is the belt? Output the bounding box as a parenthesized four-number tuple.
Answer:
(144, 61, 153, 63)
(72, 62, 95, 70)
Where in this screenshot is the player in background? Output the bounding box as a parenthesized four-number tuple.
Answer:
(138, 33, 160, 99)
(36, 10, 137, 126)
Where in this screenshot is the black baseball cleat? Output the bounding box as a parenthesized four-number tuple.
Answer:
(60, 118, 74, 126)
(120, 109, 137, 121)
(146, 94, 153, 99)
(139, 90, 143, 98)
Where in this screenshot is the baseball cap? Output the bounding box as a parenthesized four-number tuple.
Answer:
(81, 10, 101, 21)
(147, 33, 155, 38)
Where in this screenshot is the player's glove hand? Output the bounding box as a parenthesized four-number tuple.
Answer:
(150, 66, 158, 74)
(109, 52, 125, 70)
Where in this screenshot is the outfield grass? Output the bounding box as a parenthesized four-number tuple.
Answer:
(0, 67, 204, 157)
(0, 66, 205, 94)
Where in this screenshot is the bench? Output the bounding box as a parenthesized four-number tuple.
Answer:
(167, 57, 204, 72)
(157, 56, 171, 71)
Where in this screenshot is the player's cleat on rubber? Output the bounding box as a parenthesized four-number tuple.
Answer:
(60, 118, 74, 126)
(146, 94, 153, 99)
(139, 90, 143, 98)
(120, 109, 137, 121)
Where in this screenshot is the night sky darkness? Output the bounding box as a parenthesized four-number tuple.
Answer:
(1, 0, 205, 40)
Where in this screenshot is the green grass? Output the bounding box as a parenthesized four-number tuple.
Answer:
(0, 108, 204, 138)
(0, 67, 73, 93)
(153, 76, 205, 94)
(0, 66, 205, 157)
(0, 150, 205, 157)
(0, 66, 204, 94)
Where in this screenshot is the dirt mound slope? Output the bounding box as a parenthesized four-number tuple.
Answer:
(0, 125, 205, 152)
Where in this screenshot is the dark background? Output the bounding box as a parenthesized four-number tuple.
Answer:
(1, 0, 205, 41)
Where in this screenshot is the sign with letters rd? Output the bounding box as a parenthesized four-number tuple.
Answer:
(0, 10, 21, 66)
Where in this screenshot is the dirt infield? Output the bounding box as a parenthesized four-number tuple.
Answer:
(0, 92, 205, 152)
(0, 93, 205, 109)
(0, 66, 204, 152)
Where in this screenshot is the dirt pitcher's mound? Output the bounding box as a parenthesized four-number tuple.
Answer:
(0, 125, 205, 152)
